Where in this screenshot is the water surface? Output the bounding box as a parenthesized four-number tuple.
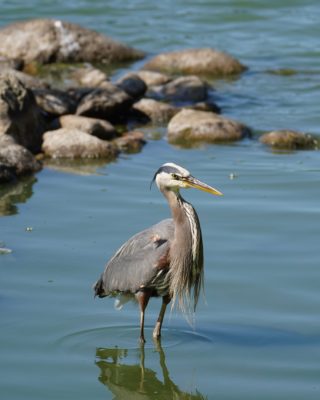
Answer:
(1, 1, 320, 399)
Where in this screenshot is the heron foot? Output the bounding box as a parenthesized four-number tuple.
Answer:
(140, 336, 146, 344)
(153, 324, 161, 339)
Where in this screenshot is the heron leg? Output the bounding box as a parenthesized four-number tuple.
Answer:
(136, 291, 151, 343)
(153, 295, 171, 339)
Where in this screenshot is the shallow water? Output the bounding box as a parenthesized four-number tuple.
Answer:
(1, 1, 320, 399)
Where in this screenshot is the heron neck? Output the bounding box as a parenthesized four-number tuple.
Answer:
(162, 188, 192, 236)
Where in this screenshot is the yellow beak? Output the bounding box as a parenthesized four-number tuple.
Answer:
(184, 176, 223, 196)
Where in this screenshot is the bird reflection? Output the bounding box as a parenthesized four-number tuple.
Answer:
(95, 341, 206, 399)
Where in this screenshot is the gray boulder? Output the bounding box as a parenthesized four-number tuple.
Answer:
(260, 130, 318, 150)
(0, 136, 41, 182)
(135, 70, 171, 87)
(0, 19, 144, 65)
(116, 74, 147, 100)
(71, 65, 109, 87)
(132, 98, 179, 124)
(167, 109, 251, 143)
(0, 71, 46, 153)
(58, 114, 117, 140)
(0, 56, 24, 71)
(147, 75, 209, 103)
(143, 48, 246, 76)
(34, 89, 77, 117)
(42, 128, 118, 159)
(76, 82, 133, 123)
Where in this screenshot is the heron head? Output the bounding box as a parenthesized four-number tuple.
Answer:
(151, 162, 223, 196)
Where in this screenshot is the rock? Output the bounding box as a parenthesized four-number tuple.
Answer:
(116, 73, 147, 100)
(167, 109, 251, 143)
(185, 101, 221, 114)
(0, 56, 24, 71)
(0, 135, 42, 182)
(113, 131, 146, 153)
(71, 65, 108, 87)
(42, 128, 118, 159)
(135, 70, 171, 87)
(0, 70, 46, 153)
(146, 75, 209, 103)
(76, 82, 133, 123)
(260, 130, 318, 150)
(8, 70, 50, 90)
(58, 114, 117, 140)
(0, 19, 144, 65)
(33, 89, 77, 117)
(132, 98, 179, 123)
(143, 48, 246, 76)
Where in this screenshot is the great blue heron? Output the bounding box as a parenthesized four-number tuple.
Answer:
(94, 163, 222, 342)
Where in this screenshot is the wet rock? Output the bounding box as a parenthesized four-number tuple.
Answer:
(42, 128, 118, 159)
(0, 70, 46, 153)
(135, 70, 171, 87)
(132, 98, 179, 124)
(167, 109, 251, 143)
(34, 89, 77, 117)
(71, 65, 108, 87)
(76, 81, 133, 123)
(116, 73, 147, 100)
(58, 114, 117, 140)
(113, 131, 146, 153)
(0, 135, 42, 182)
(260, 130, 318, 150)
(0, 19, 144, 65)
(147, 75, 209, 103)
(143, 48, 246, 76)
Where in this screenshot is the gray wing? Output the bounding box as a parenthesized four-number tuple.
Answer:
(95, 218, 174, 295)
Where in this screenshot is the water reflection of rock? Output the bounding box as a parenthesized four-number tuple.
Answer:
(43, 158, 110, 176)
(0, 175, 37, 216)
(95, 343, 206, 400)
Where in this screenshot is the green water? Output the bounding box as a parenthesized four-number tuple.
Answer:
(1, 1, 320, 399)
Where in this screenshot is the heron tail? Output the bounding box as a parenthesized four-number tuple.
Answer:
(93, 275, 107, 298)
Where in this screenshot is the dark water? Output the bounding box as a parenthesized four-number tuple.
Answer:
(1, 1, 320, 399)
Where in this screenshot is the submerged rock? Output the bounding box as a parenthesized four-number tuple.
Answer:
(167, 109, 251, 143)
(260, 130, 318, 150)
(0, 136, 42, 182)
(0, 19, 144, 65)
(132, 98, 179, 124)
(146, 75, 209, 103)
(76, 82, 133, 123)
(0, 71, 46, 153)
(113, 131, 146, 153)
(143, 48, 246, 76)
(58, 114, 117, 140)
(42, 128, 118, 159)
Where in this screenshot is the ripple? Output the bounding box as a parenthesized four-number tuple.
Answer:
(55, 325, 212, 353)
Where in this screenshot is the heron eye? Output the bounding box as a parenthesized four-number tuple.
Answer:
(172, 173, 179, 180)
